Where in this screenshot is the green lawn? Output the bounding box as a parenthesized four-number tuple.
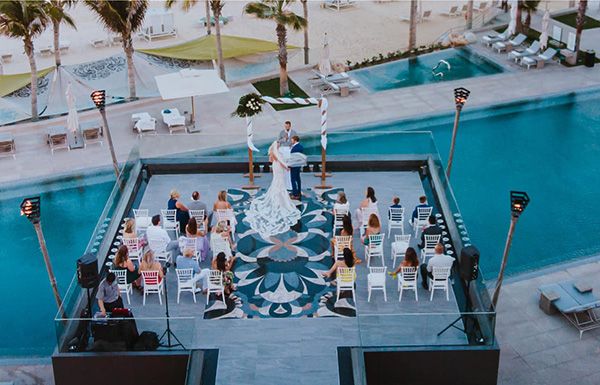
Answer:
(553, 12, 600, 29)
(252, 77, 311, 111)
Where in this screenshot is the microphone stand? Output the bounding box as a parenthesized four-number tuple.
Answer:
(159, 262, 185, 349)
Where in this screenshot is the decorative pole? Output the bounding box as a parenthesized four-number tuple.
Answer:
(491, 191, 530, 308)
(315, 97, 332, 189)
(233, 93, 264, 190)
(446, 87, 470, 180)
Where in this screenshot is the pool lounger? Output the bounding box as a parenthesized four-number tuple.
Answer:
(319, 79, 361, 96)
(508, 41, 540, 63)
(161, 108, 187, 134)
(520, 48, 557, 70)
(0, 133, 16, 159)
(493, 33, 526, 53)
(482, 29, 510, 46)
(47, 126, 70, 154)
(539, 280, 600, 339)
(309, 70, 350, 86)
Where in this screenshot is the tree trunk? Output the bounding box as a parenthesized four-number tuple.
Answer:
(205, 0, 212, 35)
(276, 23, 289, 96)
(524, 9, 531, 33)
(25, 39, 39, 120)
(575, 0, 588, 54)
(53, 19, 61, 67)
(408, 0, 418, 51)
(466, 0, 474, 29)
(123, 35, 136, 100)
(213, 4, 225, 81)
(302, 0, 309, 65)
(516, 1, 523, 33)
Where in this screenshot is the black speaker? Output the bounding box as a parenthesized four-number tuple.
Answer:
(459, 246, 479, 282)
(77, 253, 99, 289)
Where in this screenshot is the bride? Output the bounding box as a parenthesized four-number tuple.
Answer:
(245, 141, 302, 239)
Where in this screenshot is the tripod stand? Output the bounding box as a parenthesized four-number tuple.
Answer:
(159, 263, 185, 349)
(437, 280, 473, 338)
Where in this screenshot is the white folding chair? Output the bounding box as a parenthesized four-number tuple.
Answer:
(334, 236, 353, 260)
(133, 209, 151, 234)
(367, 266, 387, 302)
(412, 206, 433, 236)
(110, 269, 132, 304)
(122, 237, 142, 263)
(207, 270, 224, 304)
(398, 266, 418, 302)
(216, 209, 236, 238)
(333, 208, 349, 234)
(176, 268, 196, 304)
(359, 207, 378, 237)
(211, 235, 232, 258)
(365, 233, 385, 267)
(147, 237, 171, 267)
(391, 234, 411, 267)
(336, 267, 356, 302)
(189, 209, 206, 232)
(181, 237, 201, 262)
(430, 266, 451, 301)
(421, 234, 441, 263)
(161, 209, 180, 238)
(141, 270, 163, 305)
(388, 207, 405, 237)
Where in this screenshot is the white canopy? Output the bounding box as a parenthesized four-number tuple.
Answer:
(154, 69, 229, 100)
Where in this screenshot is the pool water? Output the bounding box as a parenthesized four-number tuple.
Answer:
(0, 178, 113, 356)
(350, 48, 505, 92)
(211, 90, 600, 279)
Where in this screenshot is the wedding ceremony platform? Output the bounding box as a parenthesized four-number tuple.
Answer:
(52, 134, 499, 384)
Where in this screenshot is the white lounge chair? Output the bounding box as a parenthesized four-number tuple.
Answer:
(319, 79, 361, 96)
(0, 133, 16, 159)
(323, 0, 356, 11)
(90, 38, 107, 48)
(161, 108, 187, 134)
(310, 70, 350, 86)
(401, 10, 432, 23)
(39, 46, 53, 56)
(493, 33, 526, 53)
(440, 5, 460, 17)
(508, 40, 540, 62)
(1, 53, 13, 62)
(521, 48, 557, 69)
(473, 2, 488, 12)
(134, 116, 157, 136)
(481, 28, 510, 47)
(46, 126, 69, 154)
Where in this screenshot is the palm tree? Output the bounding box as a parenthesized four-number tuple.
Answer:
(85, 0, 148, 100)
(521, 0, 540, 33)
(165, 0, 211, 35)
(574, 0, 588, 55)
(466, 0, 474, 29)
(301, 0, 308, 64)
(516, 0, 524, 33)
(45, 0, 76, 67)
(0, 0, 49, 120)
(408, 0, 417, 50)
(244, 0, 306, 96)
(210, 0, 225, 81)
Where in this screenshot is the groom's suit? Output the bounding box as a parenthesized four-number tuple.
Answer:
(290, 142, 304, 198)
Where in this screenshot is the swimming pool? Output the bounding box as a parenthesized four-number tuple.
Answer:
(0, 173, 113, 357)
(209, 89, 600, 279)
(350, 48, 506, 92)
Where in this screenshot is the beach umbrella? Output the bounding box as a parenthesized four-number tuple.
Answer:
(318, 33, 332, 76)
(540, 9, 550, 50)
(65, 83, 79, 142)
(507, 0, 518, 35)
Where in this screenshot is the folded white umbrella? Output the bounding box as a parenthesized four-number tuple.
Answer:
(65, 83, 79, 138)
(508, 0, 518, 36)
(318, 33, 333, 77)
(540, 9, 550, 50)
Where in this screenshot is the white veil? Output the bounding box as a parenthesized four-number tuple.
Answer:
(268, 140, 285, 165)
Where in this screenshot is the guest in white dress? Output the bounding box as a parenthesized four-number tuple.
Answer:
(333, 191, 350, 217)
(355, 186, 380, 226)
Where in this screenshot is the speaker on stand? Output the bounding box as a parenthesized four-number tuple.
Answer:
(77, 253, 99, 319)
(438, 246, 480, 339)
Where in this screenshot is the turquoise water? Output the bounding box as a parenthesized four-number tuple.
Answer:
(209, 90, 600, 279)
(350, 48, 505, 91)
(0, 177, 113, 356)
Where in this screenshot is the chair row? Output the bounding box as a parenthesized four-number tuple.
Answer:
(334, 205, 433, 238)
(483, 32, 557, 69)
(131, 108, 189, 136)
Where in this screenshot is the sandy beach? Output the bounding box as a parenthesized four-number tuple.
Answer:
(0, 0, 573, 75)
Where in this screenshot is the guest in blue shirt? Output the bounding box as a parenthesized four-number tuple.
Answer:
(388, 196, 402, 219)
(411, 195, 431, 224)
(176, 249, 209, 293)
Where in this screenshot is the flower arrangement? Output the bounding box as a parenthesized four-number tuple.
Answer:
(345, 43, 444, 70)
(232, 93, 265, 118)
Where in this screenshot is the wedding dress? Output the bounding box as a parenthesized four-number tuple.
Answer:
(245, 141, 302, 239)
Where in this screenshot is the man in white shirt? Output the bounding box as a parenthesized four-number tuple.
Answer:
(420, 243, 454, 290)
(277, 121, 297, 147)
(146, 215, 180, 262)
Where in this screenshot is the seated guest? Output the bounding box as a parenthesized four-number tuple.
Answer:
(333, 191, 350, 216)
(176, 248, 210, 293)
(146, 215, 180, 262)
(411, 195, 431, 224)
(355, 186, 379, 226)
(418, 215, 442, 249)
(213, 190, 236, 228)
(420, 243, 454, 290)
(211, 220, 236, 257)
(212, 252, 236, 295)
(113, 245, 141, 288)
(388, 196, 402, 219)
(123, 218, 145, 248)
(184, 217, 209, 261)
(188, 191, 211, 229)
(331, 215, 361, 264)
(168, 189, 189, 232)
(139, 250, 164, 282)
(96, 272, 123, 316)
(322, 248, 355, 281)
(390, 247, 419, 276)
(361, 213, 381, 246)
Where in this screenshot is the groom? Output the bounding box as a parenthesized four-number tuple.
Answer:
(289, 135, 304, 200)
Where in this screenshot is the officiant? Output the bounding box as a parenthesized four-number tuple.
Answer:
(278, 121, 298, 190)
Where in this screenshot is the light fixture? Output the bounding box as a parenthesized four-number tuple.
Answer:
(454, 87, 470, 109)
(510, 191, 530, 218)
(90, 90, 106, 110)
(20, 196, 41, 224)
